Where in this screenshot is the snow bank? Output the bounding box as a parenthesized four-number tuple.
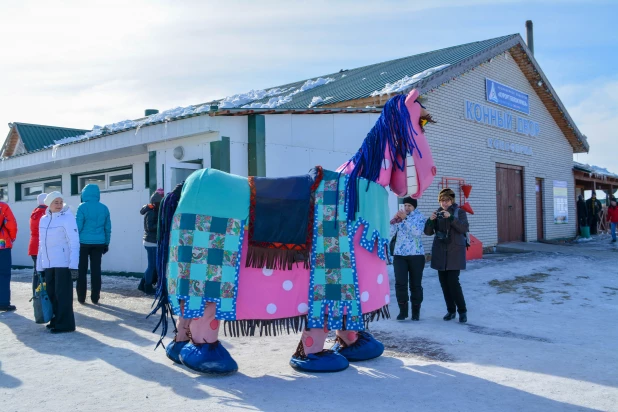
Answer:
(371, 64, 450, 96)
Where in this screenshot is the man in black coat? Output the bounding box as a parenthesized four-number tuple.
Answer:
(577, 194, 588, 234)
(424, 188, 469, 323)
(586, 191, 602, 235)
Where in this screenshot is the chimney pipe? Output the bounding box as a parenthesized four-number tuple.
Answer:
(526, 20, 534, 55)
(145, 109, 159, 116)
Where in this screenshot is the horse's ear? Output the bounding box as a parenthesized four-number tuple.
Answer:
(405, 89, 420, 106)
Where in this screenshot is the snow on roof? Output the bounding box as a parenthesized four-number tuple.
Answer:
(239, 77, 335, 109)
(371, 64, 450, 97)
(574, 161, 618, 179)
(52, 104, 212, 146)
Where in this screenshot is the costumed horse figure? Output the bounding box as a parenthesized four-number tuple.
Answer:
(152, 89, 436, 374)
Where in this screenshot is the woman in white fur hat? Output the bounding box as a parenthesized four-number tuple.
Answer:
(37, 192, 80, 333)
(29, 193, 48, 294)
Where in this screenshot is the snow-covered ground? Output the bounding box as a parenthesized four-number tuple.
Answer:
(1, 236, 617, 411)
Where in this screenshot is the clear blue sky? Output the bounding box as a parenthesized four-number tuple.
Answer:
(0, 1, 615, 169)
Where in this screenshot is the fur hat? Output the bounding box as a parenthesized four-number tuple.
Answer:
(37, 193, 47, 205)
(402, 196, 417, 208)
(438, 188, 456, 201)
(44, 191, 63, 207)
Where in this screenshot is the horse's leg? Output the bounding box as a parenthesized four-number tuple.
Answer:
(187, 302, 219, 344)
(178, 302, 238, 374)
(335, 330, 358, 346)
(165, 300, 191, 364)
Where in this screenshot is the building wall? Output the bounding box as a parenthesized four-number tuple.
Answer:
(264, 112, 401, 213)
(415, 51, 576, 250)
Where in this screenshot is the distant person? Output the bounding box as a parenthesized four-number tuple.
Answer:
(607, 197, 618, 243)
(586, 192, 602, 235)
(37, 192, 79, 333)
(76, 184, 111, 304)
(0, 200, 18, 312)
(390, 197, 426, 321)
(29, 193, 48, 294)
(576, 194, 588, 235)
(424, 188, 469, 323)
(139, 190, 163, 295)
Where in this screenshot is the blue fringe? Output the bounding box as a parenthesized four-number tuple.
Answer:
(147, 183, 184, 350)
(344, 95, 422, 222)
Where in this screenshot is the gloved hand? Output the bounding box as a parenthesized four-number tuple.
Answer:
(70, 269, 79, 282)
(103, 245, 109, 254)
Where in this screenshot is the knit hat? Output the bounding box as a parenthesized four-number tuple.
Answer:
(150, 192, 163, 204)
(438, 188, 456, 201)
(156, 188, 164, 196)
(44, 191, 63, 207)
(591, 191, 597, 197)
(402, 196, 417, 208)
(37, 193, 47, 205)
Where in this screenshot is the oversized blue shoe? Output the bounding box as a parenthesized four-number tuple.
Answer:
(179, 341, 238, 375)
(165, 340, 189, 364)
(290, 350, 349, 373)
(331, 331, 384, 362)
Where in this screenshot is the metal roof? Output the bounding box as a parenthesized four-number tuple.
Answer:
(13, 122, 90, 152)
(210, 35, 518, 109)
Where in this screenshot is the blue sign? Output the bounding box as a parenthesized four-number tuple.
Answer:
(486, 78, 530, 114)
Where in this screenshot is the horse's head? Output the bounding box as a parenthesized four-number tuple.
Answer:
(337, 89, 437, 221)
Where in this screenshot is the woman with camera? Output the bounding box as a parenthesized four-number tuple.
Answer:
(424, 188, 468, 323)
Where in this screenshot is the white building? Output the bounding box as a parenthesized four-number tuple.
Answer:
(0, 34, 588, 274)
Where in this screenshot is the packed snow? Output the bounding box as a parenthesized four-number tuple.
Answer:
(307, 96, 333, 108)
(1, 235, 617, 411)
(371, 64, 451, 96)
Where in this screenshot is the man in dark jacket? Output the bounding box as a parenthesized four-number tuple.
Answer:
(76, 184, 111, 304)
(586, 191, 602, 235)
(577, 194, 588, 235)
(424, 188, 469, 323)
(139, 191, 162, 294)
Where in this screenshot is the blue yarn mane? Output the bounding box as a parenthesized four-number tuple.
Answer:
(342, 95, 422, 222)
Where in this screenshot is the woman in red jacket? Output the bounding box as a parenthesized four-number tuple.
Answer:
(29, 193, 48, 293)
(608, 196, 618, 243)
(0, 200, 18, 312)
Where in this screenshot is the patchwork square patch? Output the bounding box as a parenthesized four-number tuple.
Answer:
(195, 215, 212, 232)
(325, 284, 341, 300)
(207, 248, 224, 265)
(209, 217, 228, 234)
(179, 213, 197, 230)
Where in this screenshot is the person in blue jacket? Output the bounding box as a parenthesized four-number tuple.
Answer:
(76, 184, 111, 304)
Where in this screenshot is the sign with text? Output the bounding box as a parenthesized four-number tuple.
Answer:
(465, 100, 540, 137)
(486, 78, 530, 115)
(553, 180, 568, 224)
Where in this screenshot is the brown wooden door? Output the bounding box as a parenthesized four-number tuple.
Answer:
(496, 164, 525, 242)
(536, 178, 544, 240)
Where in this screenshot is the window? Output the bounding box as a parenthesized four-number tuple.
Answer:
(21, 178, 62, 200)
(78, 167, 133, 193)
(0, 185, 8, 202)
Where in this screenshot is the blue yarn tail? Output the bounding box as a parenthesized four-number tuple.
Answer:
(147, 183, 184, 350)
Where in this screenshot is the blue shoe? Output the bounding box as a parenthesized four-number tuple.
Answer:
(331, 331, 384, 362)
(290, 350, 349, 373)
(179, 341, 238, 375)
(165, 340, 189, 364)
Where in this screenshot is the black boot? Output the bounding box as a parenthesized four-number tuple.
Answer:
(443, 312, 456, 321)
(396, 302, 408, 321)
(411, 304, 421, 321)
(459, 312, 467, 323)
(137, 278, 145, 292)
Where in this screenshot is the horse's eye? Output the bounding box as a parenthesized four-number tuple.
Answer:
(420, 119, 428, 127)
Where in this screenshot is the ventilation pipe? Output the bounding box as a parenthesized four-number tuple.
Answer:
(525, 20, 534, 55)
(145, 109, 159, 116)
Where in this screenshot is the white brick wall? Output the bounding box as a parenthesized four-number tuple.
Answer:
(415, 51, 576, 250)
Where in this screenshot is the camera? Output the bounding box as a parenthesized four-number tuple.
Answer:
(436, 210, 445, 219)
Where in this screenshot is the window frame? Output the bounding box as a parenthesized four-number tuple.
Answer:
(16, 177, 63, 201)
(74, 166, 134, 194)
(0, 184, 8, 202)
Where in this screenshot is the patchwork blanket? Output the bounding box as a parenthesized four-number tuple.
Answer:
(246, 167, 323, 270)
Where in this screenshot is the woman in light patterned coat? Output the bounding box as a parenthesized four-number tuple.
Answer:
(390, 196, 426, 321)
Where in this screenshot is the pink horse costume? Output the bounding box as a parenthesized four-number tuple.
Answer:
(151, 89, 436, 374)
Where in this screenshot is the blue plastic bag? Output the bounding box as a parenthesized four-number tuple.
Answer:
(31, 274, 53, 324)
